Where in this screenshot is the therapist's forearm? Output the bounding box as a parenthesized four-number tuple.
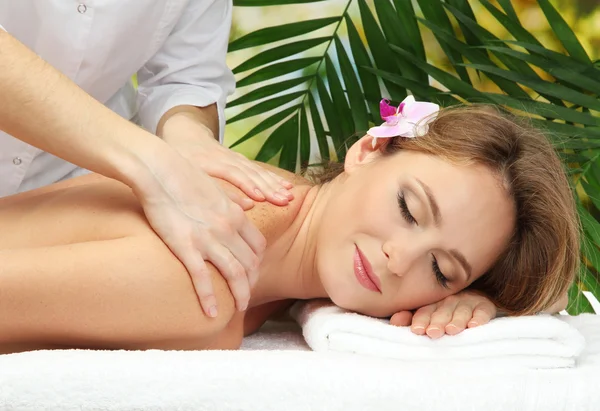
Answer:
(0, 30, 164, 189)
(157, 104, 219, 142)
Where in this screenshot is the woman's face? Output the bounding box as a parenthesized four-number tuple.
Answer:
(316, 136, 516, 317)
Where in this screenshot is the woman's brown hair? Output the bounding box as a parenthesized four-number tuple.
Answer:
(312, 104, 580, 315)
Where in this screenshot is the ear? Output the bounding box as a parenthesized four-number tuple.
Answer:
(344, 134, 390, 174)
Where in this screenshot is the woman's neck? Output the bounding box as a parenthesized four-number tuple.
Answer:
(248, 182, 337, 307)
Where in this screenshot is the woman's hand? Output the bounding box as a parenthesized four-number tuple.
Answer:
(389, 291, 497, 339)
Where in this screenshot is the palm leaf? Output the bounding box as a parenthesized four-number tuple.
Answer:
(226, 0, 600, 313)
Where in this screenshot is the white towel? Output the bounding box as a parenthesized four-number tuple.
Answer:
(0, 315, 599, 411)
(290, 299, 586, 369)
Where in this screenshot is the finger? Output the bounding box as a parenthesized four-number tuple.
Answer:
(390, 311, 413, 327)
(182, 254, 219, 318)
(213, 160, 293, 205)
(204, 242, 251, 312)
(427, 296, 460, 339)
(411, 303, 438, 335)
(446, 302, 474, 335)
(269, 171, 294, 190)
(218, 227, 261, 289)
(240, 165, 294, 205)
(237, 209, 267, 260)
(223, 187, 254, 211)
(209, 163, 272, 203)
(468, 303, 497, 328)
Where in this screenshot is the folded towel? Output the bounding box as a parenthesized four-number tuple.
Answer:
(290, 299, 586, 369)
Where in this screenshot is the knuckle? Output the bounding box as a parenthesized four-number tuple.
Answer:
(245, 255, 260, 272)
(454, 306, 473, 318)
(215, 218, 237, 238)
(430, 309, 452, 322)
(412, 316, 427, 325)
(228, 204, 246, 221)
(255, 236, 267, 253)
(225, 260, 246, 281)
(188, 261, 210, 280)
(198, 290, 216, 302)
(475, 304, 495, 318)
(414, 305, 433, 317)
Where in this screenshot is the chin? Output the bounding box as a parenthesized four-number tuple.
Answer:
(330, 293, 391, 318)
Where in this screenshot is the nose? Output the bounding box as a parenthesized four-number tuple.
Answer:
(383, 238, 421, 277)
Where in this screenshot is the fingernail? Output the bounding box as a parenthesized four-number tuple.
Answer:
(274, 193, 288, 202)
(446, 323, 458, 330)
(411, 325, 425, 334)
(254, 189, 265, 200)
(279, 188, 294, 199)
(468, 321, 479, 328)
(282, 180, 293, 189)
(426, 327, 443, 339)
(239, 301, 248, 311)
(208, 306, 218, 318)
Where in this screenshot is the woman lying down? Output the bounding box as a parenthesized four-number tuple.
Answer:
(0, 101, 577, 354)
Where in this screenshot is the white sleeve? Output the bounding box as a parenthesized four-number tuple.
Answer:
(136, 0, 235, 143)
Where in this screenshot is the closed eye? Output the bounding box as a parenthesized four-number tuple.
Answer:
(397, 192, 417, 225)
(432, 255, 449, 289)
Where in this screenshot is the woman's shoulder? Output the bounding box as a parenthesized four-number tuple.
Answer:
(217, 162, 313, 242)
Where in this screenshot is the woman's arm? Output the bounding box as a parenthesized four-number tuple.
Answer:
(0, 236, 237, 352)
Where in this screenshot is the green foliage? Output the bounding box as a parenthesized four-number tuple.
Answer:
(227, 0, 600, 313)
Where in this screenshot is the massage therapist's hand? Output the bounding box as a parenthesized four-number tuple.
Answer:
(0, 31, 283, 319)
(161, 111, 294, 207)
(151, 109, 293, 317)
(389, 291, 497, 339)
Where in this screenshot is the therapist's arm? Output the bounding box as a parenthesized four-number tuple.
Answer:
(0, 30, 154, 186)
(0, 29, 265, 318)
(139, 0, 293, 207)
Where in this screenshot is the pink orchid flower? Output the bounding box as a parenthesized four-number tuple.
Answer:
(367, 96, 440, 146)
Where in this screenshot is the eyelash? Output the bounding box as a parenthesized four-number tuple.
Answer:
(397, 192, 416, 225)
(432, 255, 449, 289)
(397, 192, 449, 289)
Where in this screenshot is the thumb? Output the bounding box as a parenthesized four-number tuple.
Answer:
(224, 188, 254, 211)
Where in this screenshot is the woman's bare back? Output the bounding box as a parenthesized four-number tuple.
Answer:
(0, 174, 152, 249)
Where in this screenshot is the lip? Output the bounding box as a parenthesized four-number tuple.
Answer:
(353, 245, 382, 293)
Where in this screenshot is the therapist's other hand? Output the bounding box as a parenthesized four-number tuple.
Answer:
(389, 291, 497, 339)
(134, 141, 267, 319)
(163, 114, 294, 206)
(144, 112, 293, 320)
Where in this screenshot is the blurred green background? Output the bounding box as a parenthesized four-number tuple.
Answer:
(223, 0, 600, 314)
(225, 0, 600, 155)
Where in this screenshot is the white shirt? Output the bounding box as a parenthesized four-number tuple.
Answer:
(0, 0, 235, 197)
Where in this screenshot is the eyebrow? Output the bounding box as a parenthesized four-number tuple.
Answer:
(415, 178, 441, 226)
(415, 178, 473, 281)
(450, 250, 472, 282)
